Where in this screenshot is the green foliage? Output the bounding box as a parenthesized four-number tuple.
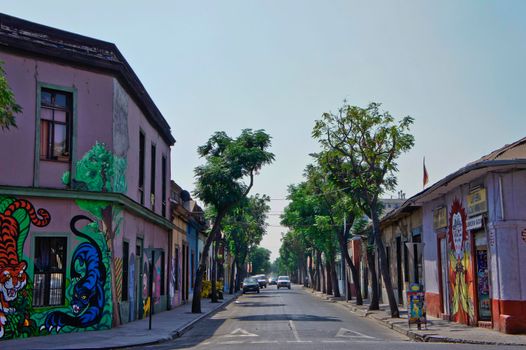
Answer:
(312, 101, 414, 205)
(0, 61, 22, 130)
(194, 129, 274, 212)
(201, 280, 223, 298)
(248, 246, 272, 275)
(223, 194, 270, 269)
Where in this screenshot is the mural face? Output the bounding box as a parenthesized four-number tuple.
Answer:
(448, 199, 475, 324)
(42, 215, 107, 333)
(0, 198, 51, 339)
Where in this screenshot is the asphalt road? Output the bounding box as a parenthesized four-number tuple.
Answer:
(135, 286, 524, 350)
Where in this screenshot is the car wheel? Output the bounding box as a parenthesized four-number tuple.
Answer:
(288, 286, 291, 289)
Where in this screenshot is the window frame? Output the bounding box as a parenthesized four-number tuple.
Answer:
(39, 89, 73, 162)
(32, 235, 68, 308)
(139, 130, 146, 205)
(34, 82, 78, 187)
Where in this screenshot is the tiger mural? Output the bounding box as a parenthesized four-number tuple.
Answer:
(0, 199, 50, 338)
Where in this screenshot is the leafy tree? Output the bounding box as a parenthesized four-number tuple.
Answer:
(222, 194, 270, 293)
(312, 101, 414, 317)
(192, 129, 274, 313)
(0, 62, 22, 130)
(249, 246, 271, 275)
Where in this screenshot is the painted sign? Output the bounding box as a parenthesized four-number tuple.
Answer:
(467, 188, 487, 217)
(521, 228, 526, 243)
(448, 199, 475, 325)
(467, 215, 483, 231)
(433, 206, 447, 230)
(407, 283, 426, 329)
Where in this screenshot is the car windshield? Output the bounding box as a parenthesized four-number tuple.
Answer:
(278, 276, 289, 280)
(243, 278, 256, 283)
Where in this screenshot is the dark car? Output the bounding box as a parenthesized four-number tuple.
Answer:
(277, 276, 291, 289)
(253, 274, 268, 288)
(242, 277, 260, 294)
(268, 276, 277, 285)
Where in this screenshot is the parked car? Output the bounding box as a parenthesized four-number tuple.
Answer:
(277, 276, 291, 289)
(242, 277, 260, 294)
(268, 276, 277, 285)
(253, 274, 268, 288)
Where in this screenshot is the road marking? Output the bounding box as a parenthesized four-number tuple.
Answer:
(218, 340, 244, 344)
(335, 327, 376, 339)
(250, 340, 279, 344)
(224, 328, 258, 337)
(322, 340, 346, 343)
(287, 320, 312, 343)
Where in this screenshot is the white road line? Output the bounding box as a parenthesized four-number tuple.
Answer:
(289, 320, 301, 341)
(250, 340, 279, 344)
(218, 340, 244, 344)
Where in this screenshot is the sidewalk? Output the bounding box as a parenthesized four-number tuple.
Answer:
(307, 288, 526, 346)
(1, 293, 239, 350)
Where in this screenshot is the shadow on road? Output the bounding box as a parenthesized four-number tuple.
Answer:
(234, 314, 341, 322)
(236, 302, 286, 307)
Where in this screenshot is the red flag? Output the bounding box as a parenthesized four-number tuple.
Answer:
(423, 157, 429, 188)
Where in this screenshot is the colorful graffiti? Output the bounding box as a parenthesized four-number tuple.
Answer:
(41, 215, 107, 333)
(0, 199, 50, 339)
(448, 199, 475, 324)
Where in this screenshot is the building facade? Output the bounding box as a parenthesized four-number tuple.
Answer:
(0, 14, 174, 340)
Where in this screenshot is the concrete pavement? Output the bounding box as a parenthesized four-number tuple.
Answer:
(134, 284, 526, 350)
(0, 293, 239, 350)
(307, 287, 526, 346)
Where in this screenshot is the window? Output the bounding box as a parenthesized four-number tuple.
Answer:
(33, 237, 67, 307)
(150, 143, 156, 209)
(161, 155, 167, 217)
(139, 131, 145, 205)
(40, 89, 72, 161)
(122, 242, 129, 301)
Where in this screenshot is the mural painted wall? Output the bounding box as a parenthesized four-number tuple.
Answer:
(448, 199, 475, 325)
(0, 197, 112, 340)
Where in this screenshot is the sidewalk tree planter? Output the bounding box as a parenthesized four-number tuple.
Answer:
(191, 129, 274, 313)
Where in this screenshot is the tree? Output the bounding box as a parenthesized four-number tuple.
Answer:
(192, 129, 274, 313)
(249, 247, 271, 275)
(312, 101, 414, 317)
(304, 163, 363, 304)
(222, 194, 270, 293)
(0, 62, 22, 130)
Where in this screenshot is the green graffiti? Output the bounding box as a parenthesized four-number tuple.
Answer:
(63, 142, 127, 194)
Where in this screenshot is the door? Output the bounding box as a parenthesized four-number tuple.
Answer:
(475, 231, 491, 321)
(396, 237, 403, 304)
(440, 237, 450, 316)
(135, 238, 143, 319)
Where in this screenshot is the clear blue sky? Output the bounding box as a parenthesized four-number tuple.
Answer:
(4, 1, 525, 260)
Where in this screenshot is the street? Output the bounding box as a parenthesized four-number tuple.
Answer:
(133, 286, 524, 350)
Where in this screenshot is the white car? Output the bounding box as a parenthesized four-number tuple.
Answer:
(277, 276, 291, 289)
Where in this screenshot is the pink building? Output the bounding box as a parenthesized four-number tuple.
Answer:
(0, 13, 175, 340)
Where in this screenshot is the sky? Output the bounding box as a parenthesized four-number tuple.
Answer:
(4, 1, 525, 260)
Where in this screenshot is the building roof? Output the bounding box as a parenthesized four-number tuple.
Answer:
(0, 13, 175, 145)
(384, 136, 526, 221)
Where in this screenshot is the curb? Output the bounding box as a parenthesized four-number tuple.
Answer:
(32, 293, 241, 350)
(304, 287, 526, 347)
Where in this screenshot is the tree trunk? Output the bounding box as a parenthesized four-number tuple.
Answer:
(330, 261, 341, 298)
(325, 261, 333, 295)
(366, 245, 380, 310)
(372, 207, 399, 318)
(320, 259, 326, 294)
(336, 230, 363, 305)
(192, 210, 226, 313)
(229, 258, 236, 294)
(315, 250, 322, 292)
(211, 233, 221, 303)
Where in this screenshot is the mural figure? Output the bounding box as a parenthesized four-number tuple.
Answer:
(448, 199, 475, 324)
(42, 215, 106, 333)
(0, 199, 50, 338)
